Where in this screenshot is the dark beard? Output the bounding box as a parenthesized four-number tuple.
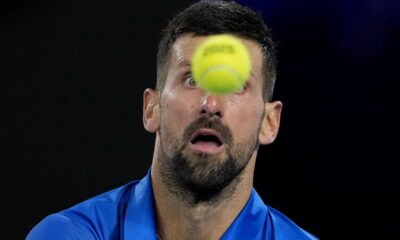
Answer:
(158, 115, 259, 206)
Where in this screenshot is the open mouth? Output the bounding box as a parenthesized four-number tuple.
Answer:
(189, 128, 225, 153)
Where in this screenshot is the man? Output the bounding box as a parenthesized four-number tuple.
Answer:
(27, 1, 317, 239)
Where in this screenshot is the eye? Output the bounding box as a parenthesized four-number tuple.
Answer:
(234, 82, 248, 94)
(183, 75, 198, 88)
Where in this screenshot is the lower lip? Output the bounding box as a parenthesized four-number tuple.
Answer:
(189, 141, 224, 154)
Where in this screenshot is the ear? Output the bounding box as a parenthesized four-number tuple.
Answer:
(143, 88, 160, 133)
(258, 101, 283, 145)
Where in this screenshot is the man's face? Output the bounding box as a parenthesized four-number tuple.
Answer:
(146, 34, 280, 203)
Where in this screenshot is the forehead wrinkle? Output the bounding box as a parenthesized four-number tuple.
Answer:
(177, 58, 191, 68)
(172, 34, 199, 66)
(170, 49, 191, 73)
(174, 49, 193, 69)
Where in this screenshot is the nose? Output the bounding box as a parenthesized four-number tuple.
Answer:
(199, 93, 224, 118)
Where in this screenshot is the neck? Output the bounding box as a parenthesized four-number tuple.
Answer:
(151, 152, 256, 240)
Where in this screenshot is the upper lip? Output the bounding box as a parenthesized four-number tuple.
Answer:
(190, 128, 225, 145)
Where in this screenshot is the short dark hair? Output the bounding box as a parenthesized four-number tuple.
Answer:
(157, 0, 277, 101)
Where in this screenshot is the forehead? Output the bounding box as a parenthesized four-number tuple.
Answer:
(168, 33, 264, 82)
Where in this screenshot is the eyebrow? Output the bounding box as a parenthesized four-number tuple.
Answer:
(176, 59, 191, 68)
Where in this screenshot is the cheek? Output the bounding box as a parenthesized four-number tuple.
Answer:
(160, 91, 197, 135)
(227, 101, 263, 140)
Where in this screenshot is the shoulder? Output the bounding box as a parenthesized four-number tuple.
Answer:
(26, 213, 93, 240)
(27, 180, 139, 240)
(266, 206, 318, 240)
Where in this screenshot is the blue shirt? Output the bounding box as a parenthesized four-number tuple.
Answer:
(27, 169, 317, 240)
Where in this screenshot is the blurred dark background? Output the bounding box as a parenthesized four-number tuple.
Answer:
(2, 0, 399, 239)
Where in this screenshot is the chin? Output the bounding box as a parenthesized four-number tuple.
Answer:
(183, 147, 229, 167)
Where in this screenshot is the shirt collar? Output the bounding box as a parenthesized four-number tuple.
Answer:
(221, 189, 269, 239)
(124, 169, 268, 239)
(124, 169, 157, 239)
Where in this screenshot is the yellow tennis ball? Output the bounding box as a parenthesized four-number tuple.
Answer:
(191, 34, 251, 95)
